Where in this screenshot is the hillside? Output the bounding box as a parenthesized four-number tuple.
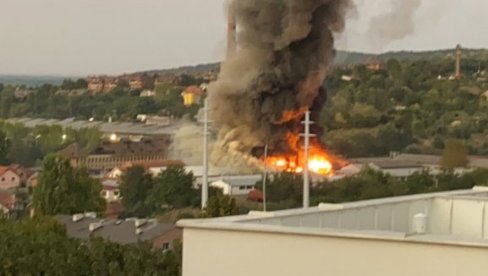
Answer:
(2, 48, 487, 86)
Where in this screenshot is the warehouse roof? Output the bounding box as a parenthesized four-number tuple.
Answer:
(5, 117, 184, 136)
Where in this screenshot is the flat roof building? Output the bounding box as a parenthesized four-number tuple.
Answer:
(178, 187, 488, 276)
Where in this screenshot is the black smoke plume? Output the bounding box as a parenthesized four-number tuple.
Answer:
(209, 0, 351, 157)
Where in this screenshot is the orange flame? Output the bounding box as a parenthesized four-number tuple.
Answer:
(265, 139, 337, 176)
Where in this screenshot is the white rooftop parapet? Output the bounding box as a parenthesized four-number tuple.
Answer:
(472, 186, 488, 192)
(318, 203, 344, 211)
(247, 211, 276, 218)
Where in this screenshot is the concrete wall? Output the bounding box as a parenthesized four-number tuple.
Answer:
(182, 227, 488, 276)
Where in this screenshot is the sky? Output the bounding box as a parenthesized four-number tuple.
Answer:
(0, 0, 487, 76)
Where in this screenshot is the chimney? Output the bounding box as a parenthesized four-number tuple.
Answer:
(455, 44, 462, 80)
(135, 218, 148, 228)
(226, 6, 237, 58)
(89, 222, 103, 232)
(72, 213, 84, 222)
(84, 212, 97, 219)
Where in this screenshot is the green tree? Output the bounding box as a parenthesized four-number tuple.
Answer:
(203, 194, 239, 218)
(0, 217, 181, 275)
(119, 165, 155, 217)
(32, 155, 105, 216)
(150, 166, 197, 210)
(441, 139, 468, 169)
(255, 172, 302, 203)
(0, 130, 9, 164)
(349, 103, 382, 128)
(404, 171, 436, 194)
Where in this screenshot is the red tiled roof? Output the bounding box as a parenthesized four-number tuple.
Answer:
(183, 86, 203, 95)
(0, 164, 24, 177)
(0, 167, 8, 177)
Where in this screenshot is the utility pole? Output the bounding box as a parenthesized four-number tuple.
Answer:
(262, 144, 268, 212)
(455, 44, 462, 80)
(201, 97, 209, 210)
(301, 111, 315, 208)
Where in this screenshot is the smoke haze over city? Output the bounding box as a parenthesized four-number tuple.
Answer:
(0, 0, 487, 75)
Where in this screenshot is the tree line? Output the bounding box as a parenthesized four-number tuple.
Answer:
(253, 168, 488, 210)
(0, 217, 181, 275)
(0, 121, 101, 166)
(322, 55, 488, 158)
(0, 78, 201, 122)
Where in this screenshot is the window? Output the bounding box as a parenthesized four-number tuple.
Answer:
(114, 190, 120, 196)
(101, 191, 107, 198)
(246, 185, 254, 190)
(162, 242, 170, 251)
(1, 177, 4, 182)
(239, 186, 246, 190)
(11, 177, 15, 181)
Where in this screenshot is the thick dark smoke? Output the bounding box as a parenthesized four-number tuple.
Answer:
(209, 0, 351, 157)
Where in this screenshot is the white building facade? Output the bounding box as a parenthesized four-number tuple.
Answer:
(178, 187, 488, 276)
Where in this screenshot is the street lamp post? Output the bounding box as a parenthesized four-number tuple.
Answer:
(201, 97, 210, 210)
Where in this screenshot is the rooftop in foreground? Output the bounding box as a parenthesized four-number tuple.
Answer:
(179, 187, 488, 248)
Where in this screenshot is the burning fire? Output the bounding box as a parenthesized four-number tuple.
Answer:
(265, 143, 336, 176)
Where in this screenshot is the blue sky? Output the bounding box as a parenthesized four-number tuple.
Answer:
(0, 0, 486, 75)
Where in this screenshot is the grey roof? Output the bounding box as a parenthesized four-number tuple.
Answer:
(350, 157, 425, 169)
(56, 215, 176, 245)
(5, 117, 185, 136)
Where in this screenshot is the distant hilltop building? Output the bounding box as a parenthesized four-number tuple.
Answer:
(181, 86, 204, 106)
(87, 76, 118, 93)
(363, 57, 385, 71)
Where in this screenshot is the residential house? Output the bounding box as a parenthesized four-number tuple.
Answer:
(0, 165, 28, 190)
(363, 57, 385, 71)
(210, 175, 262, 196)
(101, 179, 121, 203)
(0, 191, 16, 215)
(154, 74, 180, 88)
(129, 79, 143, 90)
(87, 76, 118, 93)
(181, 86, 203, 106)
(56, 214, 182, 251)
